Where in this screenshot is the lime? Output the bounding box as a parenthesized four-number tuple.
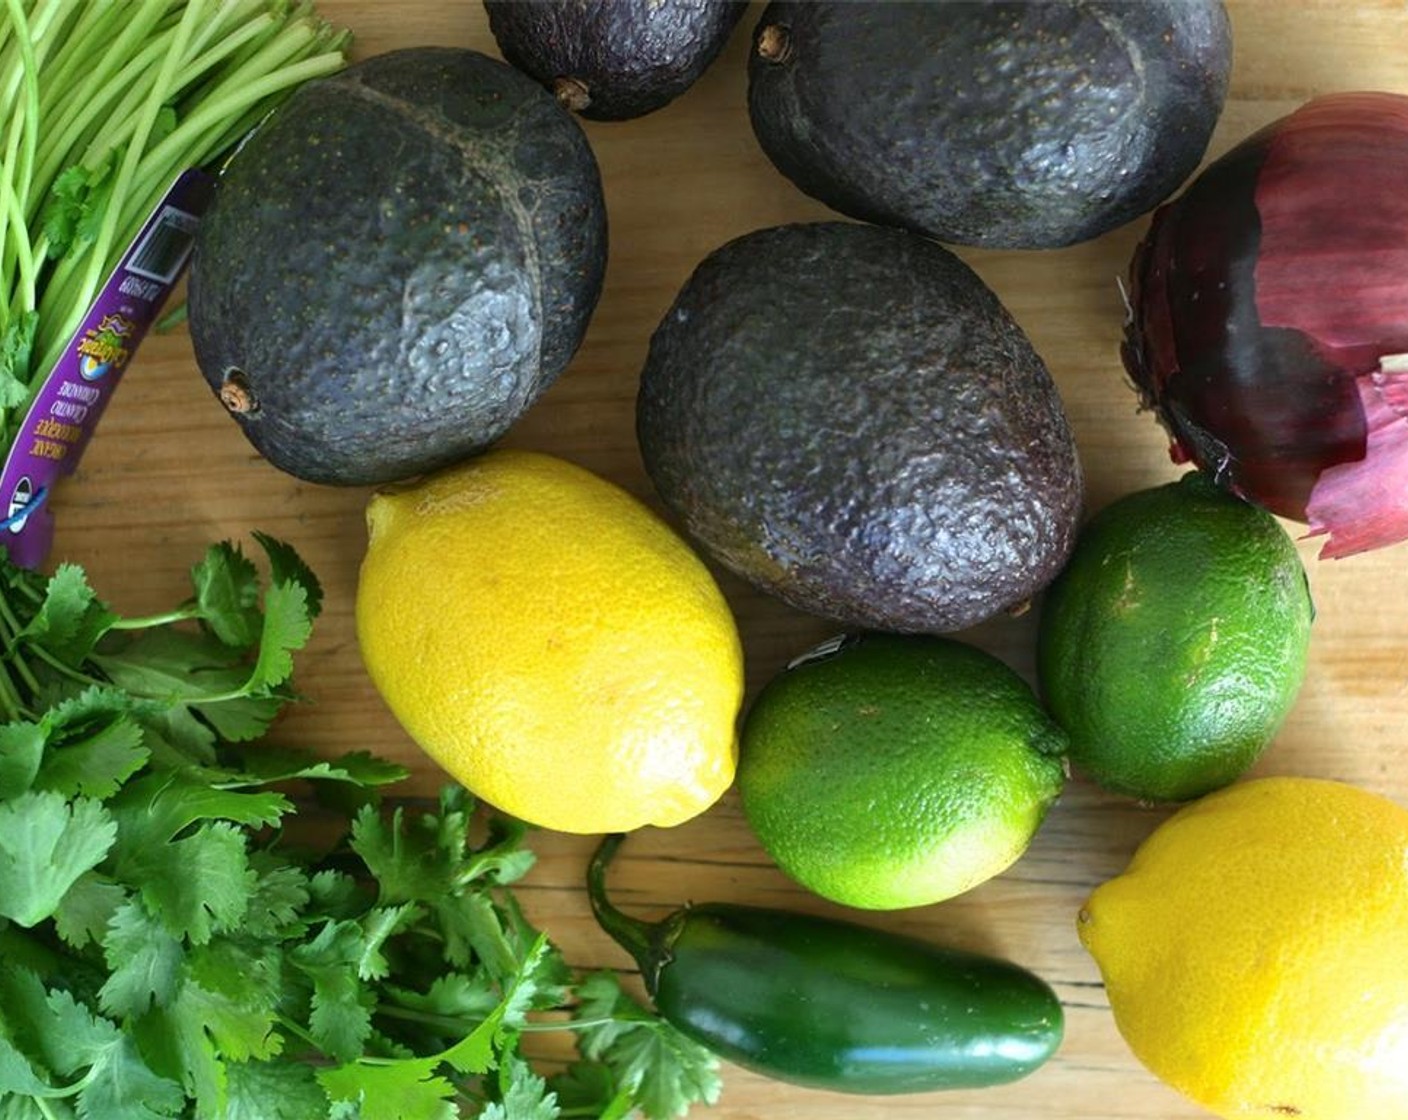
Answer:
(1037, 471, 1313, 803)
(737, 633, 1067, 910)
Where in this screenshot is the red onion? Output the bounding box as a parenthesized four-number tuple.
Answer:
(1122, 91, 1408, 559)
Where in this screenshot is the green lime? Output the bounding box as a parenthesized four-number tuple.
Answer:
(737, 633, 1068, 910)
(1037, 471, 1314, 803)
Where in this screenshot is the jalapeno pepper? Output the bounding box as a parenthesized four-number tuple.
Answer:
(587, 833, 1064, 1095)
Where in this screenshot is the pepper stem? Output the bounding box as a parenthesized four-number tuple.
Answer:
(586, 833, 673, 993)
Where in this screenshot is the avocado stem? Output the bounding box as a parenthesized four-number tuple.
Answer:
(553, 76, 591, 113)
(756, 24, 793, 64)
(586, 833, 674, 993)
(219, 369, 257, 415)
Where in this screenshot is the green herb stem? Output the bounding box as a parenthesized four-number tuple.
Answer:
(0, 0, 39, 322)
(106, 605, 201, 630)
(32, 1096, 64, 1120)
(20, 634, 95, 688)
(376, 1002, 632, 1038)
(62, 0, 200, 360)
(276, 1012, 326, 1055)
(29, 3, 173, 200)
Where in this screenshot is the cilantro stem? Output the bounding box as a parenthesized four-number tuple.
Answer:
(0, 583, 44, 711)
(521, 1017, 625, 1032)
(275, 1013, 325, 1055)
(51, 0, 199, 369)
(106, 606, 200, 630)
(372, 1003, 490, 1036)
(0, 658, 32, 721)
(32, 1098, 62, 1120)
(375, 1002, 625, 1036)
(0, 0, 39, 320)
(16, 634, 91, 690)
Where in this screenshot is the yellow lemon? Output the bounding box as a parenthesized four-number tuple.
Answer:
(355, 448, 744, 834)
(1079, 776, 1408, 1120)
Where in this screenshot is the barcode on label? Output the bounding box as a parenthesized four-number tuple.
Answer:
(125, 205, 201, 283)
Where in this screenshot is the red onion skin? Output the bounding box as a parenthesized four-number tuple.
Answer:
(1123, 91, 1408, 558)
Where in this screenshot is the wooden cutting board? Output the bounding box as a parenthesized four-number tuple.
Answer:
(47, 3, 1408, 1117)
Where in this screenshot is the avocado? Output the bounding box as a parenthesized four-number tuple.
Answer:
(187, 47, 607, 487)
(635, 221, 1084, 634)
(747, 1, 1232, 249)
(484, 0, 747, 121)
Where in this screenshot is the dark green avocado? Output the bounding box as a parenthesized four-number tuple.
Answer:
(747, 1, 1232, 249)
(484, 0, 746, 121)
(187, 47, 607, 486)
(636, 221, 1084, 634)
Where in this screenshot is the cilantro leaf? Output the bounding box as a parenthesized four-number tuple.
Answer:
(548, 1062, 635, 1120)
(76, 1034, 188, 1120)
(0, 721, 44, 800)
(168, 977, 282, 1065)
(224, 746, 408, 788)
(0, 967, 130, 1117)
(0, 966, 58, 1088)
(39, 158, 114, 258)
(440, 935, 563, 1077)
(253, 532, 324, 621)
(306, 869, 366, 919)
(0, 1035, 55, 1098)
(289, 920, 375, 1063)
(0, 314, 37, 403)
(53, 873, 127, 949)
(99, 900, 185, 1018)
(18, 564, 116, 665)
(241, 856, 311, 938)
(482, 1048, 561, 1120)
(351, 804, 457, 905)
(112, 770, 291, 840)
(462, 814, 538, 888)
(35, 701, 147, 801)
(129, 703, 219, 769)
(32, 985, 122, 1077)
(247, 581, 313, 694)
(574, 973, 722, 1120)
(0, 792, 116, 927)
(191, 693, 287, 744)
(432, 892, 510, 975)
(315, 1056, 457, 1120)
(132, 821, 253, 944)
(382, 971, 500, 1022)
(191, 542, 261, 649)
(223, 1059, 329, 1120)
(359, 903, 423, 981)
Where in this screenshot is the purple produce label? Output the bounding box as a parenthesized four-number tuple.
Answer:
(0, 168, 215, 569)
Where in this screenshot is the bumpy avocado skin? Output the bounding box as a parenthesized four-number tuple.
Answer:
(747, 1, 1231, 249)
(636, 222, 1084, 634)
(187, 47, 607, 486)
(484, 0, 746, 121)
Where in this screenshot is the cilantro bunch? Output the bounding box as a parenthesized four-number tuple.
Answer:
(0, 539, 720, 1119)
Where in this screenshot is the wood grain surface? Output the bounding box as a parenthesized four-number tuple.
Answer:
(43, 3, 1408, 1117)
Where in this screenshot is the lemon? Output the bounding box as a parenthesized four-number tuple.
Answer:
(1037, 471, 1313, 802)
(1079, 776, 1408, 1120)
(738, 633, 1067, 909)
(355, 448, 744, 834)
